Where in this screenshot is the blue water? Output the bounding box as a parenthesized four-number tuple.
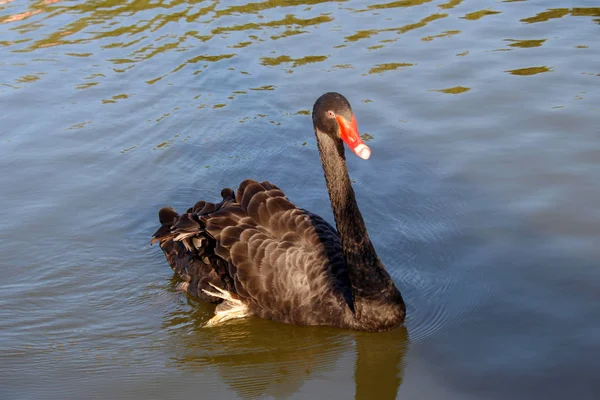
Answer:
(1, 1, 599, 399)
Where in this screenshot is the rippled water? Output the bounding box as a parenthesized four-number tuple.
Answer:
(1, 1, 599, 399)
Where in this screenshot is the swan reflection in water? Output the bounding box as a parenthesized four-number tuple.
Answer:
(163, 287, 409, 400)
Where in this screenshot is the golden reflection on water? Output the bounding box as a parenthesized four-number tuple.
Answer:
(15, 73, 41, 83)
(163, 293, 409, 399)
(368, 62, 413, 75)
(433, 85, 471, 94)
(260, 54, 328, 67)
(102, 93, 130, 104)
(66, 120, 92, 131)
(1, 0, 598, 111)
(461, 9, 501, 21)
(364, 0, 432, 11)
(521, 7, 600, 24)
(422, 29, 460, 42)
(344, 12, 447, 43)
(438, 0, 462, 10)
(506, 66, 553, 76)
(506, 39, 546, 48)
(361, 133, 374, 142)
(213, 0, 342, 17)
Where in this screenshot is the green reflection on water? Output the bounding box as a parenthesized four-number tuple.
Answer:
(102, 36, 146, 50)
(65, 120, 92, 131)
(16, 74, 41, 83)
(65, 52, 93, 57)
(393, 12, 447, 35)
(506, 39, 546, 48)
(230, 41, 253, 48)
(212, 14, 332, 34)
(433, 86, 470, 94)
(187, 54, 236, 63)
(0, 39, 27, 47)
(250, 85, 276, 91)
(214, 0, 343, 17)
(345, 29, 379, 42)
(345, 13, 447, 43)
(76, 82, 99, 90)
(270, 28, 306, 40)
(102, 93, 129, 104)
(120, 145, 136, 154)
(361, 133, 374, 142)
(367, 0, 432, 10)
(422, 29, 460, 42)
(331, 64, 353, 69)
(438, 0, 462, 10)
(572, 7, 600, 18)
(260, 54, 327, 67)
(156, 108, 180, 123)
(521, 8, 570, 23)
(368, 63, 413, 74)
(506, 66, 552, 76)
(154, 133, 182, 149)
(461, 9, 501, 21)
(519, 7, 600, 24)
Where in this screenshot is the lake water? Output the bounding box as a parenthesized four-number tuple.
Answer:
(1, 1, 599, 399)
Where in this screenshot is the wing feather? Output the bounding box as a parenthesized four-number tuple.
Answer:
(153, 179, 354, 326)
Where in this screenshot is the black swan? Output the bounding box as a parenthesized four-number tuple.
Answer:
(152, 92, 405, 332)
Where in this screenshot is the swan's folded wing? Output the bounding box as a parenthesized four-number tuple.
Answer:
(154, 179, 353, 322)
(205, 180, 354, 324)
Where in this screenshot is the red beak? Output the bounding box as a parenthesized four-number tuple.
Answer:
(336, 115, 371, 160)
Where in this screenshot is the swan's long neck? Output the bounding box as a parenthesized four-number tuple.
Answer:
(315, 128, 393, 299)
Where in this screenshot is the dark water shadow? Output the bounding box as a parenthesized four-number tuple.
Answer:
(162, 284, 409, 399)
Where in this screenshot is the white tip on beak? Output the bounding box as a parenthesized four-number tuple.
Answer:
(354, 143, 371, 160)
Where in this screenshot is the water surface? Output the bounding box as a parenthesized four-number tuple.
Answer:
(1, 1, 599, 399)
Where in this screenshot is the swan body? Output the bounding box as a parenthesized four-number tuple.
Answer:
(152, 93, 405, 332)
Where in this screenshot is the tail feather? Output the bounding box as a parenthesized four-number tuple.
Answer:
(152, 202, 237, 304)
(202, 282, 237, 301)
(151, 207, 180, 245)
(202, 283, 249, 327)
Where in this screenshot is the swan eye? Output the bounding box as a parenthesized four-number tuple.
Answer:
(326, 110, 335, 118)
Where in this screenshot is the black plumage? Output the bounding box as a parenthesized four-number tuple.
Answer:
(152, 93, 405, 332)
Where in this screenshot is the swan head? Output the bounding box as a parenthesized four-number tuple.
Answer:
(312, 92, 371, 160)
